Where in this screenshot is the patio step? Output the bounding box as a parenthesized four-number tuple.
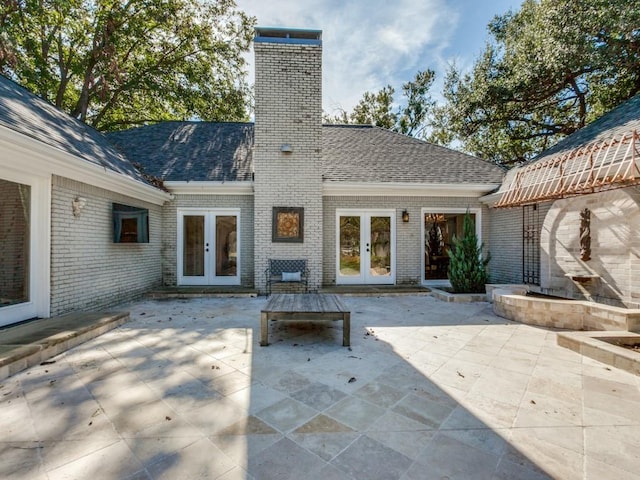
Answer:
(147, 286, 258, 298)
(0, 311, 129, 381)
(318, 285, 431, 296)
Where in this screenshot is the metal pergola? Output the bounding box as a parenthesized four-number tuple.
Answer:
(495, 130, 640, 208)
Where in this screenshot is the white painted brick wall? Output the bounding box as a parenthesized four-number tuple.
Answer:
(323, 196, 491, 285)
(161, 194, 254, 286)
(50, 176, 162, 315)
(540, 187, 640, 307)
(489, 202, 552, 285)
(253, 41, 323, 293)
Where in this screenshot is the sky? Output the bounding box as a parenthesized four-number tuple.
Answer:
(235, 0, 519, 116)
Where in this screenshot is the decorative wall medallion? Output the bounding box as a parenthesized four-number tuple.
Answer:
(272, 207, 304, 243)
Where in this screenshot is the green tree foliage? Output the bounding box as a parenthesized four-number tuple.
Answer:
(0, 0, 255, 131)
(324, 69, 435, 138)
(429, 0, 640, 167)
(447, 212, 490, 293)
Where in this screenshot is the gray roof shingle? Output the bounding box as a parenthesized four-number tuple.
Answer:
(108, 122, 505, 185)
(321, 125, 504, 184)
(0, 74, 148, 183)
(107, 122, 254, 182)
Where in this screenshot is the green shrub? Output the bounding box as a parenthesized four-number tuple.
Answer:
(447, 211, 490, 293)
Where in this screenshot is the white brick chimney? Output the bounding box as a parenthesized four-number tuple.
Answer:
(252, 27, 323, 293)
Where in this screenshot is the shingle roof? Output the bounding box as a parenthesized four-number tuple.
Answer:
(0, 74, 148, 183)
(531, 94, 640, 163)
(321, 125, 504, 184)
(107, 122, 254, 182)
(108, 122, 504, 185)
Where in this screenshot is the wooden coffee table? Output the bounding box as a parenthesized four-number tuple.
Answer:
(260, 294, 350, 347)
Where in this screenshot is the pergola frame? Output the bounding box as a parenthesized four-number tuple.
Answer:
(496, 130, 640, 208)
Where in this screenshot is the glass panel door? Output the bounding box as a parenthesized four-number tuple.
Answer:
(369, 216, 391, 279)
(179, 210, 240, 285)
(339, 216, 361, 277)
(216, 216, 237, 277)
(183, 215, 205, 277)
(423, 212, 477, 281)
(0, 179, 30, 308)
(337, 211, 395, 285)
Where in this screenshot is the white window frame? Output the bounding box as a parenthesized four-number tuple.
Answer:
(177, 208, 241, 286)
(335, 209, 396, 285)
(0, 171, 51, 326)
(421, 207, 483, 287)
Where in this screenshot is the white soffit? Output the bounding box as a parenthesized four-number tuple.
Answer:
(165, 181, 254, 195)
(0, 126, 171, 205)
(322, 182, 501, 197)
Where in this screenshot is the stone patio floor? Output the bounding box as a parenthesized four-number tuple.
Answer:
(1, 295, 639, 480)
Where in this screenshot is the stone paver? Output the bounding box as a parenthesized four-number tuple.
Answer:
(1, 295, 640, 479)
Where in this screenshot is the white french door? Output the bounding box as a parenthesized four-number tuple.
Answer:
(177, 209, 240, 285)
(336, 210, 395, 285)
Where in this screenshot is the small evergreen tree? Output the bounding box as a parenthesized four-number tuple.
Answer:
(447, 211, 490, 293)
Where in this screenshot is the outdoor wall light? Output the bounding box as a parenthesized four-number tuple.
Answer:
(280, 143, 293, 153)
(402, 209, 409, 223)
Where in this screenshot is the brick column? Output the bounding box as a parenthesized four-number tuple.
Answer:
(253, 28, 323, 293)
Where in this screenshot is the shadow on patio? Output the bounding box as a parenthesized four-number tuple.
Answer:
(1, 295, 639, 479)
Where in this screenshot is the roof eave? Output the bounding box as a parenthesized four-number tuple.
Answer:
(164, 181, 254, 195)
(322, 182, 501, 197)
(0, 125, 171, 205)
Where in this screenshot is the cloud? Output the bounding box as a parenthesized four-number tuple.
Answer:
(235, 0, 459, 114)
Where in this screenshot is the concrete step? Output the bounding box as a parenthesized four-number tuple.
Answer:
(0, 311, 129, 380)
(147, 286, 258, 298)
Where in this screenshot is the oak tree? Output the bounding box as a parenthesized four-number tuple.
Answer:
(325, 69, 435, 138)
(0, 0, 255, 130)
(429, 0, 640, 167)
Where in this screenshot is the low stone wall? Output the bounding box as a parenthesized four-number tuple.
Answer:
(493, 290, 640, 331)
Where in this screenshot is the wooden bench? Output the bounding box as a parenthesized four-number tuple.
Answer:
(265, 259, 309, 296)
(260, 294, 350, 347)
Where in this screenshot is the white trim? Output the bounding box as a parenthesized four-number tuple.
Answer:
(0, 126, 171, 205)
(177, 208, 241, 286)
(479, 191, 504, 207)
(324, 182, 501, 197)
(0, 174, 51, 326)
(335, 209, 396, 285)
(420, 207, 482, 286)
(165, 181, 254, 195)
